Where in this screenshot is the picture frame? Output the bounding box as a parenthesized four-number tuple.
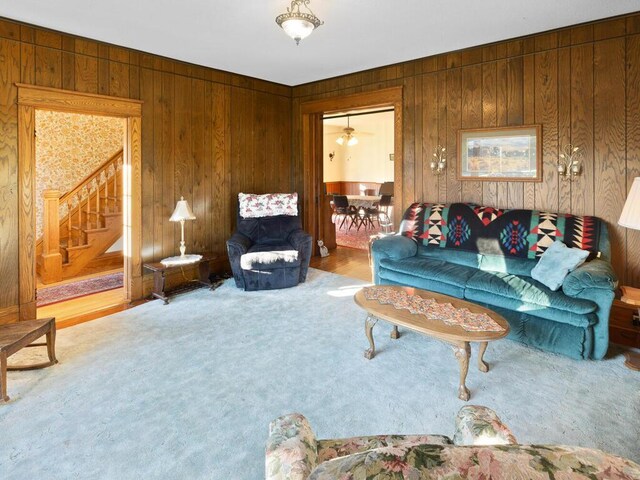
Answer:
(457, 125, 542, 182)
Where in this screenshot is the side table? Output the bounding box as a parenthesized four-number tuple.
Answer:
(618, 286, 640, 371)
(144, 252, 217, 304)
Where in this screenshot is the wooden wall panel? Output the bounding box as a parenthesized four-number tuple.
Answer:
(293, 12, 640, 287)
(0, 17, 293, 321)
(0, 39, 20, 311)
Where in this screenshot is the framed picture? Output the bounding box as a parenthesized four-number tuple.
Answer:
(457, 125, 542, 182)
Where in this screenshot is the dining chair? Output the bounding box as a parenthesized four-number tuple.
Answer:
(332, 195, 359, 231)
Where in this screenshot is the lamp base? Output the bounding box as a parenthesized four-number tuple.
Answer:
(160, 254, 203, 267)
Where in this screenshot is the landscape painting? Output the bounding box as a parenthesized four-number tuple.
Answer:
(458, 125, 542, 181)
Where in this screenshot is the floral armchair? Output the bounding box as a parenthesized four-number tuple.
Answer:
(266, 406, 640, 480)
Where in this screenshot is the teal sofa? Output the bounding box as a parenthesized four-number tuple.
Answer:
(371, 203, 618, 360)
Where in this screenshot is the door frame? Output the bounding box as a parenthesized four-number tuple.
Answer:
(16, 84, 143, 320)
(300, 87, 403, 254)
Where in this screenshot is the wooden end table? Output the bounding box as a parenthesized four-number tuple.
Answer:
(0, 318, 58, 403)
(354, 286, 509, 401)
(144, 252, 217, 304)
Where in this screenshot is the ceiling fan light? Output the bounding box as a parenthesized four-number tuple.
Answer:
(347, 136, 358, 146)
(276, 0, 323, 45)
(336, 136, 345, 146)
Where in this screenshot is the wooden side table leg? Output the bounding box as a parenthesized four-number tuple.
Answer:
(364, 315, 378, 359)
(478, 341, 489, 372)
(153, 271, 169, 304)
(452, 342, 471, 401)
(198, 260, 212, 287)
(1, 352, 8, 403)
(390, 325, 400, 339)
(46, 322, 59, 365)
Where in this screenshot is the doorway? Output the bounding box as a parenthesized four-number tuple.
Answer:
(33, 110, 126, 324)
(300, 87, 403, 256)
(17, 84, 142, 324)
(324, 108, 395, 250)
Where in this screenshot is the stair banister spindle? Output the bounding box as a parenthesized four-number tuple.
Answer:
(113, 165, 118, 210)
(96, 178, 101, 226)
(67, 200, 72, 246)
(86, 188, 91, 229)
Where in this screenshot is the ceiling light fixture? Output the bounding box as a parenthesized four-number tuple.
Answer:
(275, 0, 323, 45)
(336, 116, 358, 147)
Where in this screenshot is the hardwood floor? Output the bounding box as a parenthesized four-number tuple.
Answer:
(310, 246, 373, 283)
(37, 287, 128, 329)
(37, 268, 128, 329)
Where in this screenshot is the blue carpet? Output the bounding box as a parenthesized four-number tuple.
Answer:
(1, 268, 639, 478)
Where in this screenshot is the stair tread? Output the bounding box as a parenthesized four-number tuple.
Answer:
(62, 243, 91, 252)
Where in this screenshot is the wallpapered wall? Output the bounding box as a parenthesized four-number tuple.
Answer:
(35, 110, 124, 239)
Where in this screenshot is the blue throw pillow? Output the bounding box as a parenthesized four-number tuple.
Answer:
(531, 241, 590, 291)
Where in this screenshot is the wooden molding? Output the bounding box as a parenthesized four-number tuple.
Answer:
(17, 85, 143, 320)
(16, 83, 142, 117)
(300, 87, 404, 254)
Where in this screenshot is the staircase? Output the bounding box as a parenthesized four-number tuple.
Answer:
(37, 150, 124, 284)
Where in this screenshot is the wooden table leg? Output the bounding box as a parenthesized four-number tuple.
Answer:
(364, 315, 377, 359)
(46, 323, 58, 365)
(390, 325, 399, 339)
(152, 271, 169, 304)
(198, 260, 212, 287)
(0, 352, 8, 403)
(452, 342, 471, 401)
(478, 341, 489, 372)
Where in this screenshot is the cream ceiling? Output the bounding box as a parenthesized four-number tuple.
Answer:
(1, 1, 639, 86)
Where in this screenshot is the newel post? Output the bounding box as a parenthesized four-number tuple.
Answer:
(40, 189, 63, 284)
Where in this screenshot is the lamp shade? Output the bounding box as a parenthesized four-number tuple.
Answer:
(169, 196, 196, 222)
(619, 177, 640, 230)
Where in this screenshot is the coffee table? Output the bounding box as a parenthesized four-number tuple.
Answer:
(0, 318, 58, 403)
(354, 286, 509, 401)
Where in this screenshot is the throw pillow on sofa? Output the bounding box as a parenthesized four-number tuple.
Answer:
(531, 241, 590, 291)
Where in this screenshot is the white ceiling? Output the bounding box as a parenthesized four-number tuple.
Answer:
(1, 1, 639, 86)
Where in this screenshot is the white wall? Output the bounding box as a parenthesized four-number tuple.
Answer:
(323, 111, 394, 183)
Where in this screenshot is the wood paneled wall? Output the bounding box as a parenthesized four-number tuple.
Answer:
(0, 18, 292, 320)
(293, 13, 640, 287)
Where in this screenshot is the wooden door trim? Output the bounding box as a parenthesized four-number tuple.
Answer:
(16, 84, 143, 320)
(300, 87, 403, 254)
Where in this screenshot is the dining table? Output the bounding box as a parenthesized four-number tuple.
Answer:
(345, 195, 381, 209)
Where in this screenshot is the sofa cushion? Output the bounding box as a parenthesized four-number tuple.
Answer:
(379, 257, 477, 298)
(308, 444, 640, 480)
(317, 435, 452, 463)
(465, 270, 598, 327)
(241, 244, 300, 270)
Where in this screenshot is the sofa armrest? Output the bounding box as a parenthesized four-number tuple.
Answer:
(266, 413, 318, 480)
(287, 230, 313, 282)
(226, 232, 252, 289)
(288, 229, 313, 251)
(453, 406, 517, 446)
(371, 235, 417, 284)
(562, 259, 618, 297)
(371, 235, 417, 260)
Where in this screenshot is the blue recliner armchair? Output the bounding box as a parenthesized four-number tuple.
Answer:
(372, 202, 618, 360)
(227, 193, 312, 291)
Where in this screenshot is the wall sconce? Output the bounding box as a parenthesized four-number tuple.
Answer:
(558, 144, 583, 181)
(430, 145, 446, 175)
(328, 151, 335, 161)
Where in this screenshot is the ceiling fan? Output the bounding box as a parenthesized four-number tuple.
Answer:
(336, 116, 359, 146)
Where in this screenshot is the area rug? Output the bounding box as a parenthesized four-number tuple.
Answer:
(335, 223, 382, 250)
(2, 268, 639, 479)
(37, 272, 124, 307)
